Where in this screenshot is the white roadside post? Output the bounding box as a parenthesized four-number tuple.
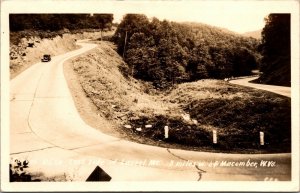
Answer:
(213, 130, 217, 144)
(124, 125, 132, 129)
(164, 126, 169, 139)
(260, 131, 264, 146)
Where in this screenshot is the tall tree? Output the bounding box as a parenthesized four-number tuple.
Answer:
(113, 14, 150, 56)
(93, 14, 113, 39)
(259, 13, 291, 86)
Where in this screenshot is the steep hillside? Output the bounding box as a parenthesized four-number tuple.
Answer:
(10, 34, 77, 79)
(9, 30, 112, 79)
(67, 40, 291, 153)
(69, 41, 175, 124)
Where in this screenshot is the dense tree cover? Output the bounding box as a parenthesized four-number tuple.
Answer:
(258, 14, 291, 86)
(9, 14, 113, 32)
(113, 14, 260, 88)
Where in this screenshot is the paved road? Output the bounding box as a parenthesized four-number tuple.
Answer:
(229, 77, 291, 97)
(9, 41, 291, 183)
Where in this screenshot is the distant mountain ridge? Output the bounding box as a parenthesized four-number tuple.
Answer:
(181, 21, 242, 36)
(242, 29, 262, 39)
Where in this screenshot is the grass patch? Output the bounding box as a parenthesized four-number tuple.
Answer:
(126, 80, 291, 153)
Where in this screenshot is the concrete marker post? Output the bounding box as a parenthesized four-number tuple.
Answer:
(260, 131, 264, 146)
(164, 126, 169, 139)
(213, 130, 217, 144)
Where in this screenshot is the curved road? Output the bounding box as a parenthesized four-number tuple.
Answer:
(229, 77, 291, 98)
(10, 41, 291, 182)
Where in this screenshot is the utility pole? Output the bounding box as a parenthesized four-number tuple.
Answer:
(122, 30, 128, 59)
(132, 64, 134, 78)
(122, 30, 134, 81)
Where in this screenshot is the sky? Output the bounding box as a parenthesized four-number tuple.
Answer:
(3, 0, 296, 34)
(107, 1, 289, 34)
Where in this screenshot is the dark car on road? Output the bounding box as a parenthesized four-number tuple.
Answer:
(41, 54, 51, 62)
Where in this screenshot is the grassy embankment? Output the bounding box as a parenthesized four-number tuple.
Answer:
(69, 40, 291, 153)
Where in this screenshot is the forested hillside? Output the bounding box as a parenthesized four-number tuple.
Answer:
(113, 14, 260, 88)
(10, 14, 113, 32)
(9, 14, 113, 45)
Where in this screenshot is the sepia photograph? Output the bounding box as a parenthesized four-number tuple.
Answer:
(1, 0, 299, 192)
